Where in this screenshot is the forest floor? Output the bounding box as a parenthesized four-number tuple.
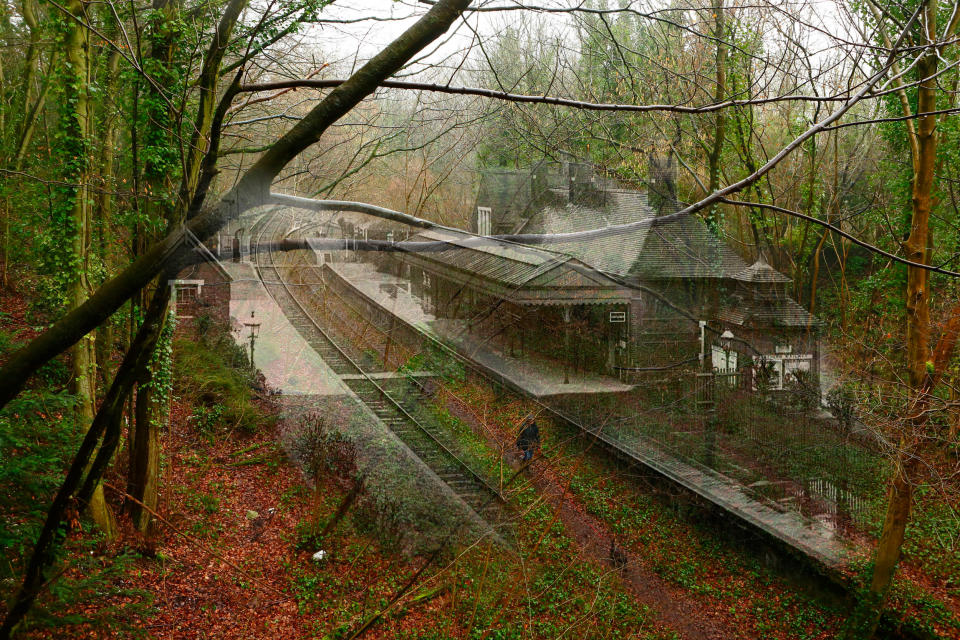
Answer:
(3, 284, 960, 639)
(1, 304, 673, 639)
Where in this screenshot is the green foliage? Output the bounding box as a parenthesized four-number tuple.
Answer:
(402, 341, 465, 384)
(188, 402, 225, 438)
(294, 519, 324, 552)
(0, 390, 80, 564)
(900, 486, 960, 587)
(183, 487, 221, 515)
(140, 6, 187, 187)
(0, 390, 152, 633)
(843, 557, 960, 638)
(145, 309, 176, 418)
(20, 543, 153, 637)
(549, 413, 851, 637)
(173, 483, 225, 540)
(173, 318, 272, 435)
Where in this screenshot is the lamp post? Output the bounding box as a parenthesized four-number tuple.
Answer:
(719, 330, 735, 372)
(243, 310, 261, 368)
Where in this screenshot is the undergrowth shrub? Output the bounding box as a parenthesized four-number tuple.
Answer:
(173, 315, 273, 435)
(289, 412, 358, 483)
(289, 412, 362, 550)
(0, 390, 80, 567)
(0, 390, 151, 633)
(188, 403, 225, 441)
(352, 491, 412, 550)
(286, 410, 453, 554)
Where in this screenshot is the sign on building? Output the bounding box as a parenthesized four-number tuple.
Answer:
(711, 345, 738, 372)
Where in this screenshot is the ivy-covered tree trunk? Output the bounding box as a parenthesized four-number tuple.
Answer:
(94, 13, 121, 390)
(128, 291, 171, 532)
(705, 0, 726, 233)
(127, 0, 182, 533)
(61, 0, 116, 538)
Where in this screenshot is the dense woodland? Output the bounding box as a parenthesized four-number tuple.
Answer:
(2, 0, 960, 637)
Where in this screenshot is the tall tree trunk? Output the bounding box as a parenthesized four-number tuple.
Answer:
(12, 0, 41, 166)
(62, 0, 115, 538)
(127, 289, 170, 532)
(2, 0, 47, 287)
(729, 59, 767, 259)
(705, 0, 726, 233)
(808, 228, 828, 317)
(126, 0, 181, 532)
(846, 5, 942, 635)
(827, 130, 850, 329)
(868, 51, 937, 598)
(94, 34, 121, 391)
(179, 0, 247, 208)
(872, 46, 938, 604)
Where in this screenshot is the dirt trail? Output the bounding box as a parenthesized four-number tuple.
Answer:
(526, 458, 737, 640)
(442, 391, 744, 640)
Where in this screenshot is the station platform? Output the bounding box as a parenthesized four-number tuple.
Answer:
(323, 260, 851, 570)
(327, 262, 634, 398)
(222, 261, 348, 396)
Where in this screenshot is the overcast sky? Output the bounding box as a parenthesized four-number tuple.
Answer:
(286, 0, 855, 89)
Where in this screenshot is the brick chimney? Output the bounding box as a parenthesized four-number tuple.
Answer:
(648, 153, 677, 214)
(568, 162, 606, 207)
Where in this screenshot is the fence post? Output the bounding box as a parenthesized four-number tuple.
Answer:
(698, 322, 718, 467)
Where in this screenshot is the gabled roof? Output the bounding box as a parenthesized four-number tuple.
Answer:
(630, 214, 749, 279)
(185, 228, 232, 281)
(411, 228, 563, 287)
(732, 255, 792, 283)
(718, 297, 822, 329)
(475, 169, 535, 228)
(519, 192, 749, 280)
(525, 202, 652, 276)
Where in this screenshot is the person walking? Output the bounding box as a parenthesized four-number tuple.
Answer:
(517, 416, 540, 462)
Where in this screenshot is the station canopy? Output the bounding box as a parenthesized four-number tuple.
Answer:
(397, 228, 633, 307)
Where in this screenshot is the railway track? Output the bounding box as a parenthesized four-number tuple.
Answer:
(250, 211, 504, 522)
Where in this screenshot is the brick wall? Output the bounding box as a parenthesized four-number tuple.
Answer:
(172, 261, 231, 331)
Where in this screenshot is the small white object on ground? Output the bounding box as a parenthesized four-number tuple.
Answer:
(312, 550, 327, 562)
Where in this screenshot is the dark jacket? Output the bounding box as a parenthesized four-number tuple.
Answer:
(517, 421, 540, 451)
